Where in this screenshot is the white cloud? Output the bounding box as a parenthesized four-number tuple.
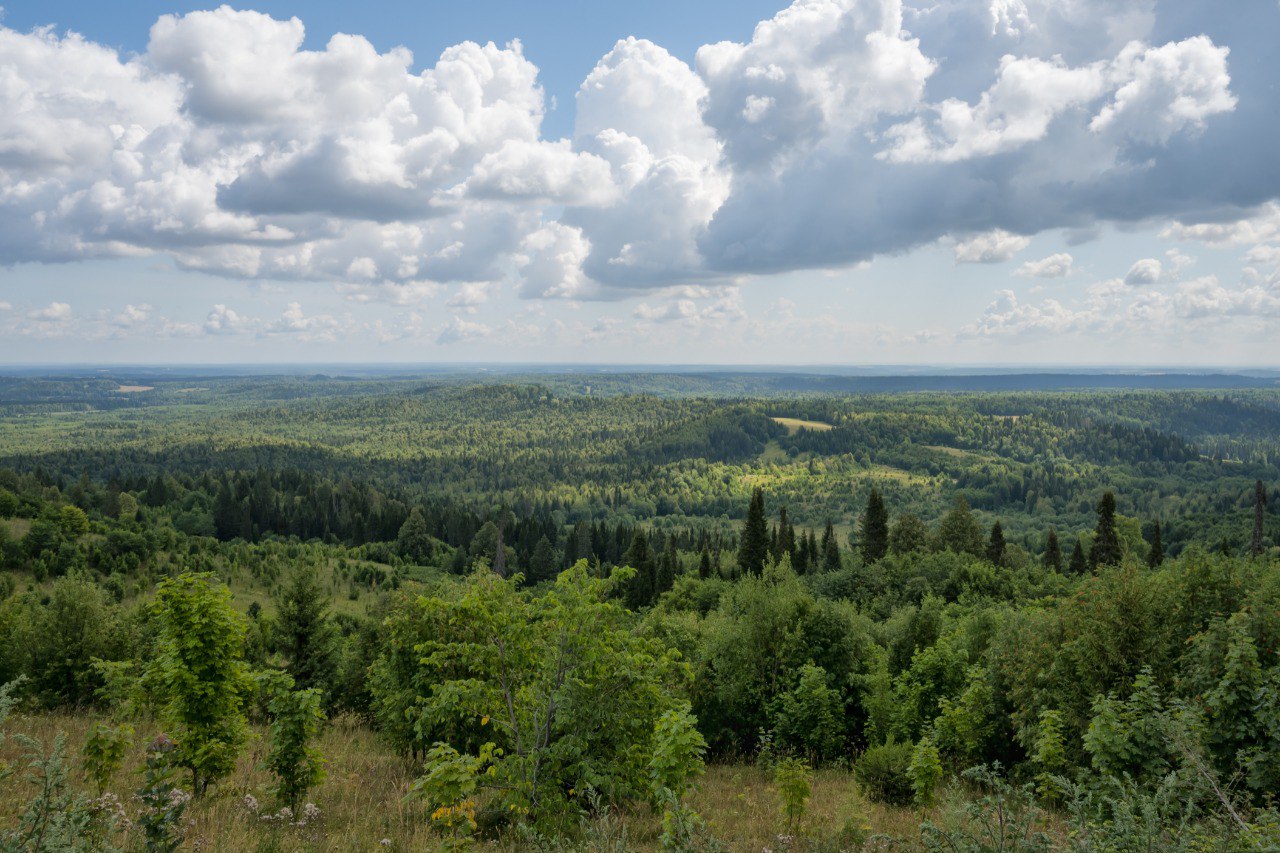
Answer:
(445, 282, 490, 312)
(1015, 252, 1073, 277)
(28, 301, 71, 321)
(203, 304, 250, 335)
(954, 229, 1031, 263)
(436, 315, 491, 344)
(1123, 257, 1162, 285)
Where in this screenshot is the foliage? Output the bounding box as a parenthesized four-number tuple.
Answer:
(145, 572, 250, 795)
(910, 734, 944, 808)
(773, 756, 811, 835)
(258, 672, 327, 810)
(80, 721, 133, 796)
(855, 739, 915, 806)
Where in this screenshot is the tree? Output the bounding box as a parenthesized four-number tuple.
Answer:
(527, 535, 558, 585)
(935, 497, 984, 557)
(889, 514, 929, 556)
(275, 564, 338, 698)
(861, 488, 889, 564)
(698, 546, 713, 580)
(397, 507, 436, 564)
(1089, 491, 1122, 569)
(623, 531, 655, 610)
(737, 488, 769, 576)
(1043, 528, 1062, 571)
(1068, 537, 1087, 574)
(1253, 480, 1267, 558)
(778, 506, 796, 562)
(408, 562, 686, 826)
(146, 573, 250, 795)
(57, 505, 89, 538)
(259, 672, 327, 811)
(821, 521, 842, 572)
(985, 521, 1007, 566)
(1146, 521, 1164, 568)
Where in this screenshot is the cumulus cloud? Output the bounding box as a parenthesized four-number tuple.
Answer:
(1124, 257, 1163, 285)
(0, 0, 1272, 309)
(203, 304, 251, 335)
(954, 229, 1031, 263)
(436, 315, 491, 344)
(1015, 252, 1073, 277)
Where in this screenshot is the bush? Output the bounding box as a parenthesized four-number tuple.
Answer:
(856, 739, 915, 806)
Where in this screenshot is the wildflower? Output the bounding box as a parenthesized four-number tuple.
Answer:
(243, 794, 260, 814)
(380, 840, 392, 847)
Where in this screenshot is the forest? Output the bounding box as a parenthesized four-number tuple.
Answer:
(0, 372, 1278, 851)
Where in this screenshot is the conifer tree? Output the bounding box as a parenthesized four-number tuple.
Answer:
(737, 488, 769, 575)
(1068, 537, 1087, 574)
(986, 521, 1007, 565)
(623, 531, 655, 609)
(1147, 521, 1164, 567)
(699, 546, 713, 580)
(275, 564, 338, 699)
(1253, 480, 1267, 558)
(822, 521, 842, 572)
(935, 496, 984, 557)
(860, 488, 889, 564)
(1043, 528, 1062, 571)
(1089, 491, 1122, 568)
(397, 506, 435, 563)
(528, 535, 557, 584)
(779, 506, 796, 561)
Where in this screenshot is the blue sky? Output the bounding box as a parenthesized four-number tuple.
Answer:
(0, 0, 1278, 364)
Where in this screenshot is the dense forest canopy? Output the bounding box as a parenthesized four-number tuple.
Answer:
(0, 371, 1278, 849)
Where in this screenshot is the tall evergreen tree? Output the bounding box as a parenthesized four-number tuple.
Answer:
(1146, 520, 1164, 567)
(860, 488, 889, 564)
(397, 506, 435, 564)
(1043, 528, 1062, 571)
(1089, 491, 1122, 569)
(527, 535, 557, 584)
(623, 531, 655, 610)
(1068, 537, 1087, 574)
(936, 496, 984, 557)
(1254, 480, 1268, 558)
(822, 520, 842, 572)
(778, 506, 796, 561)
(737, 488, 769, 575)
(699, 546, 713, 580)
(985, 521, 1007, 565)
(656, 538, 677, 597)
(275, 564, 338, 700)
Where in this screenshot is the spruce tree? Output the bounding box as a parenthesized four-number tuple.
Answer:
(397, 506, 435, 564)
(779, 506, 796, 561)
(1089, 491, 1122, 569)
(985, 521, 1007, 565)
(1043, 528, 1062, 571)
(860, 488, 889, 564)
(275, 564, 338, 699)
(737, 488, 769, 575)
(1068, 537, 1087, 574)
(1253, 480, 1267, 558)
(822, 521, 842, 572)
(656, 538, 677, 596)
(699, 546, 713, 580)
(528, 535, 557, 584)
(623, 531, 655, 609)
(1147, 521, 1164, 568)
(936, 496, 984, 557)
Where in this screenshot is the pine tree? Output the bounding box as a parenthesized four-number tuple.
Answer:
(1068, 537, 1087, 574)
(275, 564, 338, 699)
(1043, 528, 1062, 571)
(1089, 491, 1122, 569)
(985, 521, 1006, 565)
(397, 506, 435, 564)
(1146, 521, 1164, 567)
(738, 488, 769, 576)
(1253, 480, 1267, 558)
(623, 531, 655, 609)
(656, 538, 677, 596)
(860, 488, 889, 564)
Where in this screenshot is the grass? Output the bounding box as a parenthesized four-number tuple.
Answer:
(0, 711, 997, 851)
(770, 417, 834, 435)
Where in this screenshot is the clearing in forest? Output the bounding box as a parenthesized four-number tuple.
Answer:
(770, 416, 834, 434)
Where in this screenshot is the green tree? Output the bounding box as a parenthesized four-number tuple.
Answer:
(770, 664, 844, 763)
(935, 497, 984, 557)
(145, 572, 250, 796)
(57, 505, 89, 538)
(774, 757, 811, 834)
(1068, 537, 1087, 574)
(624, 530, 656, 610)
(1043, 528, 1062, 571)
(738, 488, 769, 576)
(409, 562, 686, 825)
(909, 734, 943, 808)
(274, 564, 338, 698)
(397, 506, 436, 564)
(527, 535, 558, 585)
(889, 513, 930, 556)
(861, 488, 889, 564)
(985, 521, 1007, 566)
(1089, 491, 1122, 569)
(1146, 520, 1164, 567)
(1253, 480, 1267, 558)
(821, 520, 842, 572)
(259, 672, 327, 811)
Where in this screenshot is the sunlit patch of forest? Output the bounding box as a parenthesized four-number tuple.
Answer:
(0, 373, 1278, 850)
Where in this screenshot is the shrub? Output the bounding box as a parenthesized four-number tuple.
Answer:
(856, 739, 915, 806)
(775, 756, 811, 834)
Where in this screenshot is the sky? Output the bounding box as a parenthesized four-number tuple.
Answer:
(0, 0, 1278, 365)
